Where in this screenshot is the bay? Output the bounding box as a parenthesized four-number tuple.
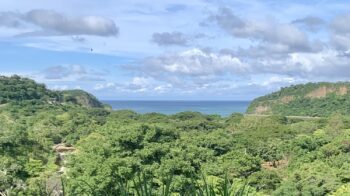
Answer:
(102, 100, 250, 117)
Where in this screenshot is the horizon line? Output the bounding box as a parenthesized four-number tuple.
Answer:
(100, 99, 252, 102)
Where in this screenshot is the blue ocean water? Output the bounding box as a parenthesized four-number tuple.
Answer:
(102, 100, 250, 117)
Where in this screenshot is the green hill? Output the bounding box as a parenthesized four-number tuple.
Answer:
(0, 75, 104, 108)
(247, 82, 350, 117)
(0, 75, 59, 103)
(61, 89, 104, 108)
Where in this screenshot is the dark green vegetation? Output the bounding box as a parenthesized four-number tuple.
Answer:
(247, 82, 350, 117)
(1, 76, 350, 195)
(0, 75, 105, 108)
(61, 89, 105, 108)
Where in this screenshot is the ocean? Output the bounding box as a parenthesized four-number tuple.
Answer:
(102, 100, 251, 117)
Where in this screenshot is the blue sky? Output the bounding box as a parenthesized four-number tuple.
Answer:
(1, 0, 350, 100)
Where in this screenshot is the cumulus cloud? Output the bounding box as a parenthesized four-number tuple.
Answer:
(94, 77, 172, 93)
(40, 65, 106, 81)
(78, 76, 106, 81)
(260, 76, 298, 87)
(94, 82, 116, 91)
(136, 48, 347, 82)
(152, 31, 189, 46)
(118, 9, 350, 97)
(123, 45, 350, 95)
(51, 85, 69, 90)
(286, 50, 350, 78)
(141, 48, 249, 77)
(330, 13, 350, 51)
(3, 5, 350, 99)
(292, 16, 325, 31)
(123, 48, 252, 91)
(42, 65, 86, 79)
(0, 9, 119, 37)
(206, 7, 321, 53)
(71, 36, 86, 43)
(237, 49, 350, 80)
(151, 31, 212, 47)
(331, 13, 350, 34)
(0, 11, 22, 28)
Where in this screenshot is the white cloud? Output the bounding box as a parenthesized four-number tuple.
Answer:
(292, 16, 325, 31)
(0, 11, 22, 28)
(153, 84, 172, 93)
(207, 7, 322, 53)
(94, 77, 162, 93)
(0, 9, 119, 37)
(330, 13, 350, 51)
(51, 85, 69, 90)
(41, 64, 86, 80)
(331, 13, 350, 35)
(38, 64, 107, 82)
(141, 48, 249, 77)
(261, 76, 298, 87)
(152, 31, 189, 46)
(94, 82, 116, 90)
(2, 1, 350, 100)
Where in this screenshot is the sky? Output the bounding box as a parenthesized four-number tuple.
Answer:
(1, 0, 350, 100)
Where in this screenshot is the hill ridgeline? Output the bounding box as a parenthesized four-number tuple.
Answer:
(247, 82, 350, 117)
(0, 75, 104, 108)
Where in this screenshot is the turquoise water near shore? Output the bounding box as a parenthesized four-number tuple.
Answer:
(102, 100, 250, 117)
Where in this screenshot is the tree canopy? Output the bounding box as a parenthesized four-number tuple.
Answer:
(1, 76, 349, 195)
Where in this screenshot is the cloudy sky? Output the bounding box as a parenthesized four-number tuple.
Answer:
(1, 0, 350, 100)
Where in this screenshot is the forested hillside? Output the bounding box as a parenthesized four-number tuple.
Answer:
(0, 75, 104, 108)
(61, 90, 104, 108)
(247, 82, 350, 117)
(0, 75, 60, 104)
(1, 76, 350, 195)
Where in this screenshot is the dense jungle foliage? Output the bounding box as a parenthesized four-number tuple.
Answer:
(0, 75, 105, 108)
(1, 76, 350, 195)
(247, 82, 350, 117)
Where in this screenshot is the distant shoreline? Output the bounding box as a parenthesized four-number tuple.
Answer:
(102, 100, 251, 116)
(101, 100, 252, 102)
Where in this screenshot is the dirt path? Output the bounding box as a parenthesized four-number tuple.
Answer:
(46, 144, 76, 196)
